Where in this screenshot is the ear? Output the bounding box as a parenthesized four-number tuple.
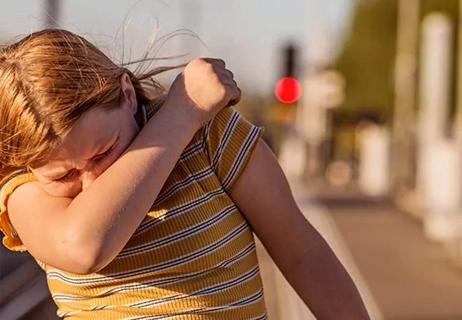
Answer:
(120, 73, 137, 114)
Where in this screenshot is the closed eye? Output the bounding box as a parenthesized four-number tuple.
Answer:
(54, 169, 77, 182)
(53, 142, 117, 182)
(92, 145, 115, 162)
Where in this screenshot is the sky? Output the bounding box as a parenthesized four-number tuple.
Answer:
(0, 0, 353, 96)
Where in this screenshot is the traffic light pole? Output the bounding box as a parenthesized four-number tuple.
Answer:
(43, 0, 60, 28)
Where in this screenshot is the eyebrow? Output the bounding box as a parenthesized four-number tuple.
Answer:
(44, 135, 119, 179)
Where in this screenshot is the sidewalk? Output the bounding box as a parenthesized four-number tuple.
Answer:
(255, 179, 383, 320)
(309, 183, 462, 320)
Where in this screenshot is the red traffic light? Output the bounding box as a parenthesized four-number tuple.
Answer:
(274, 76, 302, 104)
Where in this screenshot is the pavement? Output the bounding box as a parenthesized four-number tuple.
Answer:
(257, 175, 462, 320)
(313, 184, 462, 320)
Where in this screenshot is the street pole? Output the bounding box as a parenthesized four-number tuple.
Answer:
(418, 13, 457, 240)
(43, 0, 60, 29)
(391, 0, 420, 195)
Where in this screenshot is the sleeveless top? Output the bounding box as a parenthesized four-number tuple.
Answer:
(0, 103, 267, 319)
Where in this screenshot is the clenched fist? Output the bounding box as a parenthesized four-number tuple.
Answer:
(164, 58, 241, 127)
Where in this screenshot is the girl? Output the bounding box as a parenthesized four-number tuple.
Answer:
(0, 29, 370, 319)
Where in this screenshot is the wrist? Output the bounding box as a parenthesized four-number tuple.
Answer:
(159, 99, 204, 131)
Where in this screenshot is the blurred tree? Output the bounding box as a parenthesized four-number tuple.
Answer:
(421, 0, 458, 21)
(333, 0, 459, 124)
(333, 0, 398, 123)
(329, 0, 459, 182)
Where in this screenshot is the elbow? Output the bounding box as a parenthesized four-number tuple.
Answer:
(61, 232, 104, 275)
(68, 250, 110, 275)
(62, 246, 100, 275)
(69, 255, 108, 275)
(70, 260, 98, 276)
(82, 255, 111, 274)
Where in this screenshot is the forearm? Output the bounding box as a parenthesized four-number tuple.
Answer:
(67, 103, 200, 272)
(282, 235, 371, 320)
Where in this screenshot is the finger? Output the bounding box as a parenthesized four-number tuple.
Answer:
(227, 94, 241, 107)
(223, 83, 241, 107)
(219, 69, 234, 80)
(234, 86, 242, 105)
(220, 77, 237, 87)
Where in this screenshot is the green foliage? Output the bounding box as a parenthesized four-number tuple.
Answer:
(421, 0, 458, 19)
(333, 0, 459, 124)
(333, 0, 398, 123)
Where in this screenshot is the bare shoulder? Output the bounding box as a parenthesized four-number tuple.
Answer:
(9, 180, 48, 202)
(8, 181, 88, 273)
(9, 180, 72, 217)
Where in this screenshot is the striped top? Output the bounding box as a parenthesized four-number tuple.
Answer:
(0, 103, 267, 319)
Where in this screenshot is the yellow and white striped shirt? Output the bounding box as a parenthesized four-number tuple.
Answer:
(0, 104, 267, 319)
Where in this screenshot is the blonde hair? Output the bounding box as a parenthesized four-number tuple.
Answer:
(0, 29, 186, 180)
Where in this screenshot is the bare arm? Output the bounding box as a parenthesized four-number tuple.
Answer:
(8, 58, 240, 274)
(228, 139, 371, 320)
(9, 100, 199, 274)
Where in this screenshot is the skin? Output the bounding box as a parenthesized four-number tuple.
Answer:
(7, 59, 370, 318)
(8, 58, 235, 274)
(8, 73, 201, 273)
(29, 57, 239, 198)
(29, 75, 141, 198)
(229, 140, 371, 319)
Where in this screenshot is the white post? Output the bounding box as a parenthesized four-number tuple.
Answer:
(447, 0, 462, 266)
(417, 13, 460, 242)
(297, 72, 328, 144)
(421, 140, 462, 241)
(418, 13, 452, 142)
(358, 123, 390, 197)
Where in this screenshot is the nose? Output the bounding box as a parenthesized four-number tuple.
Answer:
(80, 170, 98, 191)
(79, 163, 103, 191)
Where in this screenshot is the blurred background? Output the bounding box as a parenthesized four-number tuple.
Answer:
(2, 0, 462, 319)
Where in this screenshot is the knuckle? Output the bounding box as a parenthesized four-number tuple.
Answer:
(216, 58, 226, 66)
(210, 71, 220, 82)
(190, 57, 204, 65)
(217, 85, 227, 99)
(205, 62, 215, 73)
(188, 58, 207, 70)
(195, 59, 214, 73)
(204, 71, 219, 86)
